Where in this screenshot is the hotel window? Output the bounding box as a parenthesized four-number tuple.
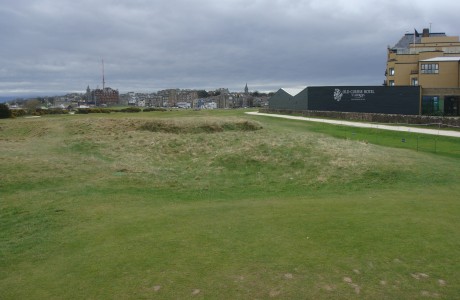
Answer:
(421, 63, 439, 74)
(389, 68, 395, 76)
(411, 78, 418, 86)
(389, 80, 395, 86)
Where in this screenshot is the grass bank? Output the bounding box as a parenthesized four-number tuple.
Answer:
(1, 110, 459, 299)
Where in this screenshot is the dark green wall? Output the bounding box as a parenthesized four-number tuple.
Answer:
(269, 86, 421, 115)
(267, 89, 294, 110)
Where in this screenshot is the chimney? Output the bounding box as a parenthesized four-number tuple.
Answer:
(422, 28, 430, 37)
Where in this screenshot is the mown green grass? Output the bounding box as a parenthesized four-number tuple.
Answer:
(262, 115, 460, 158)
(1, 110, 460, 299)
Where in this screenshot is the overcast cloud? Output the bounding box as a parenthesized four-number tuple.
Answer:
(1, 0, 459, 96)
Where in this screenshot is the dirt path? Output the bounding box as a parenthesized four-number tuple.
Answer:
(246, 112, 460, 138)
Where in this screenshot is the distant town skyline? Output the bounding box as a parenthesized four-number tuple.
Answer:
(0, 85, 260, 103)
(1, 0, 459, 97)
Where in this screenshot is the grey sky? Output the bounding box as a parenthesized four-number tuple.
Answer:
(1, 0, 459, 96)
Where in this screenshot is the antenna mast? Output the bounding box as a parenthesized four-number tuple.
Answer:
(102, 58, 105, 90)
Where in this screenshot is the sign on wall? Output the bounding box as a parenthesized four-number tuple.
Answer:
(333, 89, 376, 102)
(307, 86, 420, 115)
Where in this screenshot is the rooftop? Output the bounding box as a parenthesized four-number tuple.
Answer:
(392, 29, 446, 51)
(420, 56, 460, 62)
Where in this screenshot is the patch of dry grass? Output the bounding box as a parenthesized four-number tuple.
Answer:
(0, 114, 449, 197)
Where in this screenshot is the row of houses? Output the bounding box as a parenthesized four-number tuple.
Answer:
(123, 89, 200, 107)
(121, 87, 268, 109)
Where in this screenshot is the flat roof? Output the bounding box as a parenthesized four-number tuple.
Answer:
(420, 57, 460, 62)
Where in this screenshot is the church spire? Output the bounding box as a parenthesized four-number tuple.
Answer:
(244, 83, 249, 95)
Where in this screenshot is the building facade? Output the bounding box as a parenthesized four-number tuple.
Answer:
(93, 88, 120, 106)
(386, 28, 460, 115)
(86, 86, 120, 106)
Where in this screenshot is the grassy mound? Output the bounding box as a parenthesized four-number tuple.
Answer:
(139, 118, 262, 134)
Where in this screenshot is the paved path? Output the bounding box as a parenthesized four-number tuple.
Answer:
(246, 112, 460, 138)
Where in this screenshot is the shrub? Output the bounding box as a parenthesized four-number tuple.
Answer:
(76, 108, 90, 114)
(0, 104, 12, 119)
(92, 108, 112, 113)
(51, 108, 69, 115)
(11, 109, 27, 118)
(35, 108, 68, 115)
(143, 107, 168, 112)
(33, 109, 46, 116)
(120, 107, 142, 113)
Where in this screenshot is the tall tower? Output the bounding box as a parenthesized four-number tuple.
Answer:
(102, 59, 106, 90)
(86, 85, 91, 102)
(244, 83, 249, 95)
